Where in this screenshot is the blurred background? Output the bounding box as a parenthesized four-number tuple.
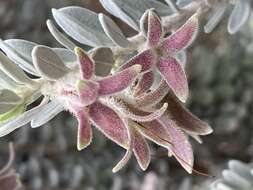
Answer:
(0, 0, 253, 189)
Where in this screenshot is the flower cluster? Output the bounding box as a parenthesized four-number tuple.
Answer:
(0, 2, 214, 173)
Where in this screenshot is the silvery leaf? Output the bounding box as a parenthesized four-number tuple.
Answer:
(47, 19, 76, 50)
(98, 13, 131, 48)
(0, 52, 35, 86)
(0, 89, 22, 114)
(140, 10, 149, 37)
(31, 101, 64, 128)
(175, 50, 187, 68)
(52, 48, 76, 64)
(204, 3, 227, 33)
(32, 45, 70, 81)
(228, 0, 251, 34)
(222, 170, 251, 189)
(176, 0, 192, 7)
(0, 70, 19, 90)
(90, 47, 114, 76)
(0, 39, 39, 76)
(99, 0, 171, 31)
(52, 7, 113, 47)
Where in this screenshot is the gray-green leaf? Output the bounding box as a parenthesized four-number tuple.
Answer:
(52, 6, 114, 47)
(98, 13, 131, 48)
(99, 0, 171, 31)
(0, 89, 22, 114)
(32, 45, 70, 80)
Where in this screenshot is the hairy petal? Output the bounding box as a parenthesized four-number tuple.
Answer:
(98, 65, 142, 96)
(157, 57, 188, 102)
(112, 120, 133, 173)
(158, 117, 193, 173)
(132, 127, 151, 171)
(76, 110, 92, 151)
(107, 97, 168, 122)
(132, 71, 154, 97)
(165, 93, 213, 135)
(75, 47, 95, 80)
(136, 120, 172, 148)
(77, 80, 99, 106)
(135, 79, 169, 107)
(119, 49, 156, 72)
(147, 9, 163, 47)
(89, 102, 129, 148)
(161, 13, 198, 54)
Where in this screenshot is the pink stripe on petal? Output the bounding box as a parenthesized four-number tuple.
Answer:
(165, 93, 213, 135)
(161, 14, 198, 54)
(89, 102, 129, 148)
(147, 10, 163, 48)
(157, 57, 188, 102)
(76, 110, 92, 151)
(133, 71, 154, 97)
(120, 49, 156, 72)
(133, 128, 151, 171)
(135, 79, 169, 107)
(77, 80, 99, 106)
(158, 117, 194, 174)
(98, 65, 142, 96)
(75, 47, 95, 80)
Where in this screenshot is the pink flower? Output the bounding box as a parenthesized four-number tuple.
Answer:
(120, 10, 199, 102)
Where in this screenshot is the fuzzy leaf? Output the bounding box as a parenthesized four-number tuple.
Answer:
(0, 89, 22, 114)
(204, 3, 227, 33)
(0, 52, 35, 86)
(98, 65, 142, 96)
(135, 79, 169, 107)
(0, 70, 19, 90)
(147, 10, 163, 47)
(132, 128, 151, 171)
(47, 19, 76, 50)
(161, 13, 198, 54)
(133, 71, 154, 97)
(77, 80, 99, 106)
(90, 47, 114, 76)
(120, 49, 156, 72)
(228, 0, 250, 34)
(75, 47, 95, 80)
(99, 14, 131, 48)
(157, 57, 188, 102)
(52, 7, 113, 47)
(31, 101, 64, 128)
(32, 45, 70, 80)
(0, 39, 39, 76)
(165, 93, 213, 135)
(159, 117, 193, 173)
(53, 48, 76, 64)
(99, 0, 171, 31)
(89, 102, 129, 148)
(0, 104, 25, 123)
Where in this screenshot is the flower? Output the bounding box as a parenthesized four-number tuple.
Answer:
(119, 9, 199, 102)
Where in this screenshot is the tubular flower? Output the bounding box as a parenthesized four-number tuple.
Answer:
(120, 9, 199, 103)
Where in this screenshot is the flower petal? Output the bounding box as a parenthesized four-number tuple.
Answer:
(76, 110, 92, 151)
(112, 120, 133, 173)
(132, 127, 151, 171)
(132, 71, 154, 97)
(89, 102, 129, 148)
(77, 80, 99, 106)
(108, 97, 168, 122)
(161, 13, 198, 54)
(135, 120, 172, 148)
(74, 47, 95, 80)
(158, 117, 193, 173)
(157, 57, 188, 102)
(135, 79, 169, 107)
(119, 49, 156, 72)
(147, 9, 163, 47)
(164, 93, 213, 135)
(98, 65, 142, 96)
(0, 174, 23, 190)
